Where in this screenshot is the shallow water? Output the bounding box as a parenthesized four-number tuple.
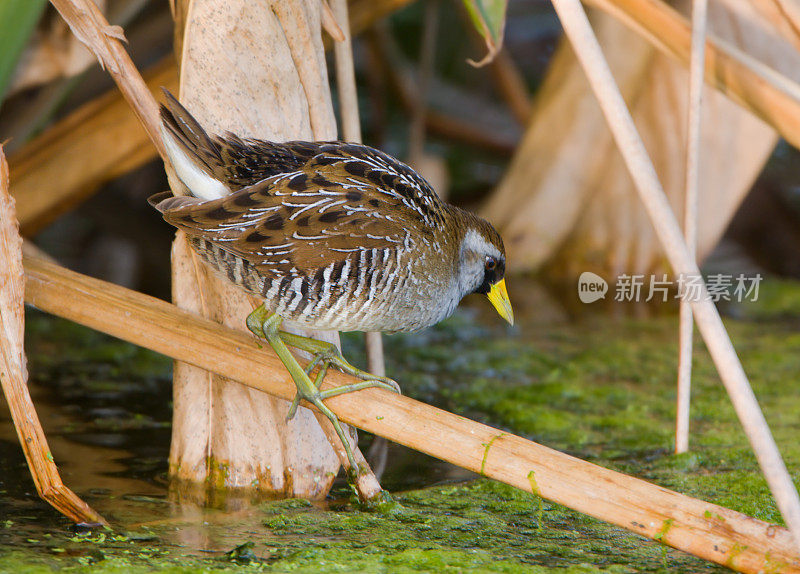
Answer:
(2, 276, 799, 572)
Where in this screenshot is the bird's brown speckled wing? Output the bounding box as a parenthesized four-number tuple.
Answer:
(154, 144, 447, 280)
(212, 134, 342, 190)
(161, 88, 447, 205)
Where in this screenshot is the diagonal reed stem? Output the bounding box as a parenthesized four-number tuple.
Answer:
(550, 0, 800, 550)
(675, 0, 709, 455)
(21, 250, 800, 572)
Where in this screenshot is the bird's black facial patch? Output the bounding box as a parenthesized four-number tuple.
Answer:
(264, 213, 284, 230)
(474, 257, 505, 295)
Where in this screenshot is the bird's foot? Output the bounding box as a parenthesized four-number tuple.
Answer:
(283, 337, 400, 427)
(284, 366, 361, 470)
(278, 331, 401, 395)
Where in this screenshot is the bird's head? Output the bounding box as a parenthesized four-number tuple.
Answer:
(455, 215, 514, 325)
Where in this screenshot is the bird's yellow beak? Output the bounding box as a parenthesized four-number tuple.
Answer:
(487, 279, 514, 325)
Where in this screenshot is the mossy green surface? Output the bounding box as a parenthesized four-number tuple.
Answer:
(1, 278, 799, 572)
(0, 482, 712, 573)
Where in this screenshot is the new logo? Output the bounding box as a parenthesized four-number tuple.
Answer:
(578, 272, 608, 303)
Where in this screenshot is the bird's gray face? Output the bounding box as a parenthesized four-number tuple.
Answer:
(457, 229, 514, 324)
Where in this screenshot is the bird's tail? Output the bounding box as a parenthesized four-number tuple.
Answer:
(160, 88, 229, 201)
(147, 190, 204, 213)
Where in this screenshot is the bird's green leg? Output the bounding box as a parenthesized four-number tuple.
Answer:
(286, 362, 328, 420)
(277, 330, 400, 394)
(245, 305, 358, 470)
(247, 304, 399, 394)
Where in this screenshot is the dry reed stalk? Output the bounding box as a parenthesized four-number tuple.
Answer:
(49, 0, 164, 158)
(21, 251, 800, 573)
(407, 0, 438, 164)
(676, 0, 709, 454)
(735, 0, 800, 52)
(332, 0, 361, 142)
(585, 0, 800, 149)
(550, 0, 800, 550)
(271, 3, 335, 137)
(313, 409, 384, 501)
(331, 0, 390, 479)
(0, 148, 105, 525)
(9, 57, 177, 236)
(171, 0, 406, 65)
(170, 0, 386, 498)
(769, 0, 800, 36)
(321, 0, 345, 42)
(330, 0, 389, 399)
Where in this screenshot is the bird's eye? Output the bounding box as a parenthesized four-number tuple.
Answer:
(485, 257, 497, 271)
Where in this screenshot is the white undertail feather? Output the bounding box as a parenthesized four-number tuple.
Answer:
(161, 125, 229, 201)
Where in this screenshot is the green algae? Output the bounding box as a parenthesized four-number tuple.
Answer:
(3, 278, 800, 571)
(411, 309, 800, 530)
(527, 471, 544, 531)
(0, 481, 704, 572)
(480, 433, 507, 475)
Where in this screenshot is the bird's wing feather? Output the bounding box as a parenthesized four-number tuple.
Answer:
(310, 142, 446, 229)
(160, 88, 445, 203)
(157, 149, 444, 277)
(214, 135, 327, 189)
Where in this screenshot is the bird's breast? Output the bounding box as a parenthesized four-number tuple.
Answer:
(189, 235, 460, 333)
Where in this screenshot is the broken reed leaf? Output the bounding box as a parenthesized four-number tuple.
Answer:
(0, 147, 104, 525)
(0, 146, 24, 362)
(461, 0, 507, 67)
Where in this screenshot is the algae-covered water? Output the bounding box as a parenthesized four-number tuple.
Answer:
(1, 277, 799, 572)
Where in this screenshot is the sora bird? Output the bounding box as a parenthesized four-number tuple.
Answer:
(150, 89, 513, 470)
